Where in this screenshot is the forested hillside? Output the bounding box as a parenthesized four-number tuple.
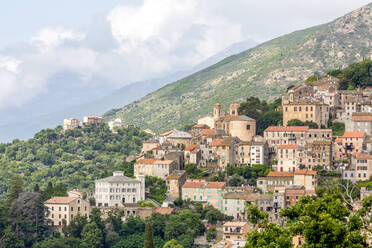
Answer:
(105, 3, 372, 132)
(0, 124, 150, 196)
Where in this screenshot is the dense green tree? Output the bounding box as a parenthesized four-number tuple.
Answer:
(329, 122, 345, 136)
(112, 233, 144, 248)
(6, 175, 24, 206)
(0, 229, 25, 248)
(163, 239, 184, 248)
(0, 124, 150, 196)
(206, 227, 217, 242)
(90, 208, 105, 232)
(9, 192, 51, 247)
(287, 119, 318, 128)
(144, 221, 155, 248)
(245, 204, 292, 248)
(238, 96, 282, 134)
(202, 206, 232, 224)
(337, 60, 372, 89)
(281, 193, 370, 247)
(33, 237, 85, 248)
(81, 222, 104, 248)
(66, 215, 88, 238)
(105, 231, 120, 248)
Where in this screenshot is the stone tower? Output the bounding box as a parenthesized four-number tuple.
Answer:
(230, 104, 239, 116)
(214, 103, 221, 119)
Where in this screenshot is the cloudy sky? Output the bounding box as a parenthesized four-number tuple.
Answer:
(0, 0, 370, 111)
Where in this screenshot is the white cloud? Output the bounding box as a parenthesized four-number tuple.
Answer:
(30, 27, 85, 51)
(0, 0, 369, 111)
(107, 0, 242, 72)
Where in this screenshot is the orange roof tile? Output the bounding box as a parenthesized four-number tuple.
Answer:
(206, 182, 226, 189)
(278, 144, 298, 149)
(154, 208, 174, 215)
(308, 129, 332, 132)
(136, 159, 156, 164)
(267, 171, 294, 177)
(342, 132, 366, 138)
(352, 115, 372, 122)
(264, 126, 309, 132)
(202, 129, 216, 136)
(185, 144, 198, 151)
(45, 197, 77, 204)
(193, 124, 210, 129)
(294, 170, 317, 175)
(182, 180, 206, 188)
(210, 139, 224, 147)
(355, 154, 372, 160)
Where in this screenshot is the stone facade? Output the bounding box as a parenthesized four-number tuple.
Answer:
(283, 101, 329, 127)
(94, 171, 145, 207)
(166, 170, 187, 199)
(134, 159, 178, 179)
(45, 196, 90, 227)
(182, 180, 225, 209)
(63, 118, 80, 130)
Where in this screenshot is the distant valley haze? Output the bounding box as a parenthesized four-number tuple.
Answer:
(0, 0, 370, 142)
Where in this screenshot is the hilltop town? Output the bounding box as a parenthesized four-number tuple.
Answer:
(47, 71, 372, 247)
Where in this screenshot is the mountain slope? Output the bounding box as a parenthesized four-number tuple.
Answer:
(105, 3, 372, 132)
(0, 39, 257, 142)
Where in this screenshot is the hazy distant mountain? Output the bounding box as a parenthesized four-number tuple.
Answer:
(105, 3, 372, 132)
(0, 39, 257, 142)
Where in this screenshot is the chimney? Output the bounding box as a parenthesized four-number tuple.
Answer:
(230, 104, 239, 116)
(113, 171, 124, 177)
(214, 103, 221, 119)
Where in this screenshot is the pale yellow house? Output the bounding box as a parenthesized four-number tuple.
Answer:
(45, 196, 90, 228)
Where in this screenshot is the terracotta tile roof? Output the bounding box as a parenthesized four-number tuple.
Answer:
(223, 222, 248, 227)
(267, 171, 294, 177)
(182, 180, 206, 188)
(355, 154, 372, 160)
(335, 137, 342, 142)
(210, 139, 224, 147)
(136, 159, 174, 165)
(294, 170, 317, 175)
(191, 149, 200, 154)
(342, 132, 366, 138)
(264, 126, 309, 132)
(154, 208, 174, 215)
(167, 170, 186, 180)
(205, 182, 226, 188)
(285, 189, 306, 195)
(185, 144, 198, 151)
(257, 177, 267, 180)
(202, 129, 216, 136)
(352, 114, 372, 122)
(45, 197, 77, 204)
(345, 98, 356, 103)
(192, 124, 210, 129)
(308, 129, 332, 132)
(160, 129, 177, 136)
(136, 158, 156, 164)
(278, 144, 298, 149)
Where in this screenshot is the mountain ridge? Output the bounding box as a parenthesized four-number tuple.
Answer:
(105, 3, 372, 132)
(0, 39, 257, 142)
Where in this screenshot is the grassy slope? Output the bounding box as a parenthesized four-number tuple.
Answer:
(105, 3, 372, 132)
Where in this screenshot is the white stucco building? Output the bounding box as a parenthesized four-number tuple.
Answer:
(94, 171, 145, 207)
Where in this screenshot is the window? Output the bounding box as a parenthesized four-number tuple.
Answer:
(246, 125, 250, 130)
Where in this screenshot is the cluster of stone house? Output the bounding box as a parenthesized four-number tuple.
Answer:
(63, 116, 127, 131)
(135, 103, 267, 178)
(281, 76, 372, 182)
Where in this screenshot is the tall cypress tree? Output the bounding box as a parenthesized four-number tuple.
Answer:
(144, 221, 154, 248)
